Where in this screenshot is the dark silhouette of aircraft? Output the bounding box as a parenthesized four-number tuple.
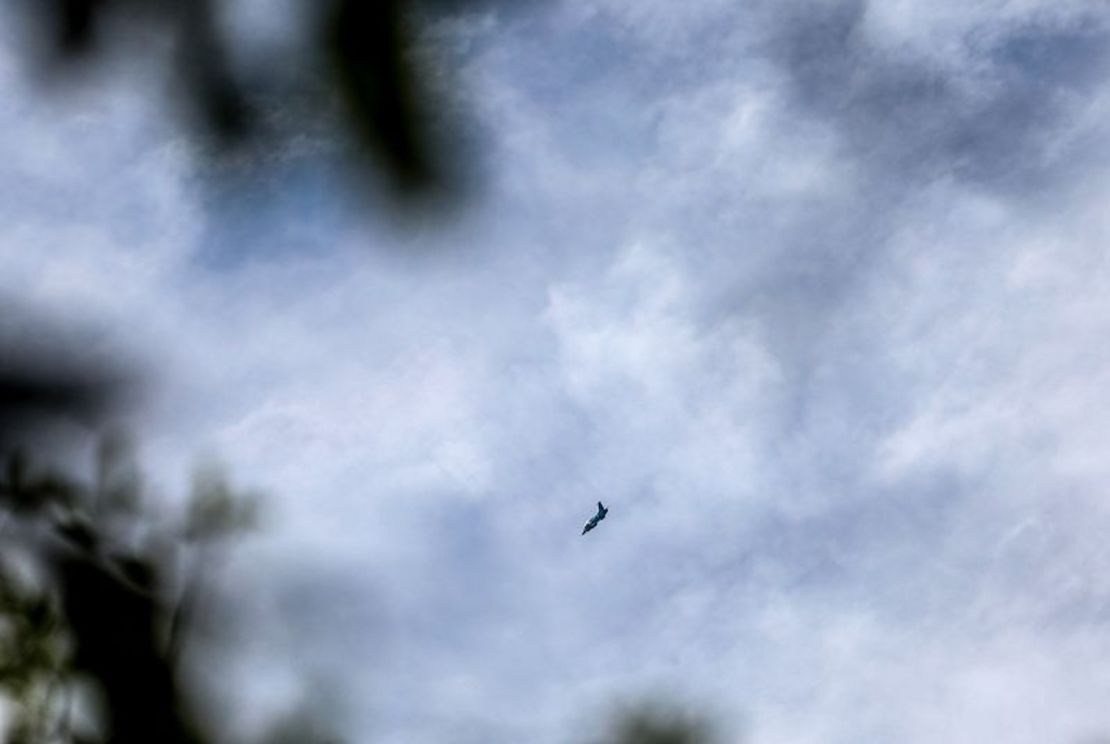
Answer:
(582, 501, 608, 535)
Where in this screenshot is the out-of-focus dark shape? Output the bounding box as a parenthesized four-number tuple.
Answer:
(0, 571, 67, 743)
(58, 536, 204, 743)
(1, 415, 263, 743)
(95, 428, 142, 515)
(0, 362, 123, 451)
(54, 0, 103, 55)
(0, 307, 285, 742)
(167, 461, 259, 664)
(0, 311, 131, 453)
(324, 0, 436, 194)
(184, 462, 259, 543)
(255, 698, 346, 744)
(1, 437, 212, 742)
(0, 448, 79, 515)
(176, 0, 252, 143)
(23, 0, 483, 202)
(603, 705, 718, 744)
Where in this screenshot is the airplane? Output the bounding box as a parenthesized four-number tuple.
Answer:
(581, 501, 608, 535)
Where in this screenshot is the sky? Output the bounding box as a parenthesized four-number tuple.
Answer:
(4, 1, 1110, 742)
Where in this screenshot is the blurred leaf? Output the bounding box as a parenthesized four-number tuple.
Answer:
(605, 705, 717, 744)
(323, 0, 438, 193)
(55, 0, 104, 55)
(256, 705, 346, 744)
(0, 311, 130, 453)
(185, 463, 259, 542)
(1, 451, 79, 515)
(176, 0, 252, 143)
(96, 429, 142, 516)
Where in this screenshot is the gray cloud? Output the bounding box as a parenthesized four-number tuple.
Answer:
(775, 1, 1110, 192)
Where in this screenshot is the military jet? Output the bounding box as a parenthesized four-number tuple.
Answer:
(581, 501, 608, 535)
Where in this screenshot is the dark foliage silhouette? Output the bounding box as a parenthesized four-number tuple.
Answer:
(0, 331, 260, 742)
(0, 433, 261, 742)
